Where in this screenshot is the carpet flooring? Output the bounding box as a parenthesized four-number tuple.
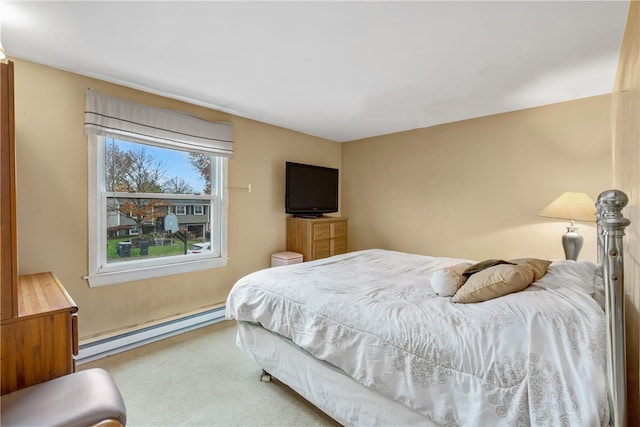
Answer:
(79, 320, 341, 426)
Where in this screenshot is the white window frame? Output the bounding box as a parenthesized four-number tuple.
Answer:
(176, 205, 186, 215)
(194, 205, 204, 215)
(87, 134, 228, 287)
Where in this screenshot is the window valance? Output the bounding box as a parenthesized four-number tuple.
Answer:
(84, 90, 233, 157)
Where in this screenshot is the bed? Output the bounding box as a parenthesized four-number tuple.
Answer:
(226, 190, 629, 426)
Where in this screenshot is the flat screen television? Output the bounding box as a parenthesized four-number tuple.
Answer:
(285, 161, 338, 218)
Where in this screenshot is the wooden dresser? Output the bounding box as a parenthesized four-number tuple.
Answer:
(1, 272, 79, 395)
(286, 216, 348, 261)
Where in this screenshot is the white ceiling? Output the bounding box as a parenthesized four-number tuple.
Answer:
(1, 1, 630, 142)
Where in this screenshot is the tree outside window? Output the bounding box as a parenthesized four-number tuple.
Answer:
(103, 138, 218, 263)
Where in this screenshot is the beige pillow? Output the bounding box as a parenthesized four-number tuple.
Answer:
(509, 258, 552, 281)
(461, 259, 514, 277)
(452, 264, 535, 303)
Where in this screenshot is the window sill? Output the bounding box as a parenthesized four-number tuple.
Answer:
(85, 256, 228, 287)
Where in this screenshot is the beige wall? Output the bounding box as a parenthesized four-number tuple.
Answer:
(342, 95, 612, 262)
(612, 0, 640, 418)
(12, 59, 341, 339)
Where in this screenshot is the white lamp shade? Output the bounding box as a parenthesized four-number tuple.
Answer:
(538, 192, 596, 222)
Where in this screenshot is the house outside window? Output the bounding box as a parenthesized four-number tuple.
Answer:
(85, 90, 233, 287)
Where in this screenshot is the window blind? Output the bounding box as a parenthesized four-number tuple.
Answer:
(84, 90, 233, 157)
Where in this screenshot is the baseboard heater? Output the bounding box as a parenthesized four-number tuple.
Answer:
(77, 306, 226, 365)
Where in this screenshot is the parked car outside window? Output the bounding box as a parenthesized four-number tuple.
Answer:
(187, 242, 211, 254)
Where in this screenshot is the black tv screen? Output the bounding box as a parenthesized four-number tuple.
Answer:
(285, 162, 338, 217)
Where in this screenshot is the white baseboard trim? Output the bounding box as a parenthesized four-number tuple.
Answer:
(77, 306, 227, 365)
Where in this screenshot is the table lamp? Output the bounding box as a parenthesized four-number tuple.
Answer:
(538, 192, 596, 260)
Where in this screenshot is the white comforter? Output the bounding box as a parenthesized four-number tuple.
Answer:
(226, 249, 609, 426)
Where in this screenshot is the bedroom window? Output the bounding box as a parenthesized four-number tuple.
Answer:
(85, 90, 233, 287)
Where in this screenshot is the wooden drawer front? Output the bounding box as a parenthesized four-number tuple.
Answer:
(1, 312, 73, 394)
(313, 240, 331, 260)
(314, 238, 347, 260)
(331, 222, 347, 238)
(312, 223, 331, 241)
(332, 237, 348, 255)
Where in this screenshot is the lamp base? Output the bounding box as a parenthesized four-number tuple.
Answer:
(562, 226, 583, 260)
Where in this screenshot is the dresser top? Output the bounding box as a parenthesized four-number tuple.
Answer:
(288, 216, 349, 223)
(16, 272, 78, 318)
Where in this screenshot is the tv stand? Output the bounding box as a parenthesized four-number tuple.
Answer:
(286, 216, 348, 261)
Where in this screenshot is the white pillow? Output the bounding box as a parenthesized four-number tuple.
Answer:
(431, 264, 471, 297)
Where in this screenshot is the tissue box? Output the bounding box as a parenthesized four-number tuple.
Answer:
(271, 251, 303, 267)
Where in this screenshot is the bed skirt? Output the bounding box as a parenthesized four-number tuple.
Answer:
(236, 321, 434, 426)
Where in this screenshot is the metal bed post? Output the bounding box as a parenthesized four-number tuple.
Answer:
(597, 189, 630, 427)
